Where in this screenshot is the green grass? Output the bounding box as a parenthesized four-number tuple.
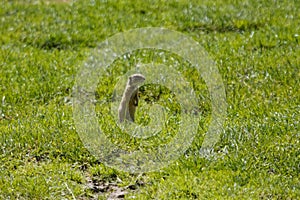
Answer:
(1, 0, 299, 199)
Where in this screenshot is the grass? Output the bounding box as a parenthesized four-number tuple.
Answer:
(0, 0, 299, 199)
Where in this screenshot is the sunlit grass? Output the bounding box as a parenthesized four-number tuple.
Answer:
(0, 0, 299, 199)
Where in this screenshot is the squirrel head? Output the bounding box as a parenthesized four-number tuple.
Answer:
(129, 74, 145, 86)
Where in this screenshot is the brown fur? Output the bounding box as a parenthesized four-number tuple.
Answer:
(118, 74, 145, 123)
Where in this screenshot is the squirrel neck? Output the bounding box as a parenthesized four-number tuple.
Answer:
(124, 82, 138, 100)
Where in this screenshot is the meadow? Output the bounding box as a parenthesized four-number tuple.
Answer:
(0, 0, 299, 199)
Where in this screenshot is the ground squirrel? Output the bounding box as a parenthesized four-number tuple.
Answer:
(118, 74, 145, 123)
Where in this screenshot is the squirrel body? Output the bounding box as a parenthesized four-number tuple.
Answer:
(118, 74, 145, 123)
